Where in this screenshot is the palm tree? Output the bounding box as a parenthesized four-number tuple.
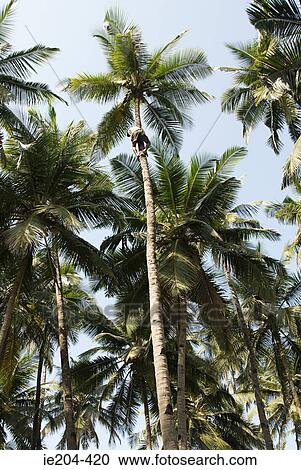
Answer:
(98, 142, 281, 448)
(65, 7, 212, 449)
(186, 389, 263, 450)
(0, 107, 121, 449)
(131, 348, 263, 450)
(44, 387, 117, 450)
(235, 268, 301, 448)
(225, 271, 274, 449)
(25, 258, 101, 450)
(0, 351, 36, 449)
(73, 309, 157, 449)
(0, 0, 62, 155)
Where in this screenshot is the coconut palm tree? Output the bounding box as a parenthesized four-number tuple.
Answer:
(234, 268, 301, 448)
(65, 7, 212, 449)
(98, 142, 281, 448)
(25, 258, 102, 450)
(0, 351, 36, 449)
(73, 309, 156, 449)
(44, 387, 118, 450)
(130, 350, 264, 450)
(186, 389, 263, 450)
(224, 271, 274, 449)
(0, 107, 121, 449)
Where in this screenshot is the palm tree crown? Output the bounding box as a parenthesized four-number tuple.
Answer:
(65, 7, 212, 154)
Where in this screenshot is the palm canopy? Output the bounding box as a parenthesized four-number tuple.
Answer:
(72, 310, 156, 444)
(65, 7, 212, 154)
(0, 351, 36, 449)
(221, 35, 301, 156)
(222, 2, 301, 187)
(0, 1, 62, 137)
(104, 142, 280, 295)
(186, 389, 262, 450)
(247, 0, 301, 39)
(95, 142, 281, 354)
(234, 268, 301, 408)
(0, 106, 121, 276)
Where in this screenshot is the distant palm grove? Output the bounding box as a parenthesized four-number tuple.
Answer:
(2, 0, 301, 451)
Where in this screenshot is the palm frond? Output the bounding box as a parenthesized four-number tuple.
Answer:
(96, 99, 134, 155)
(111, 153, 145, 203)
(0, 76, 63, 105)
(143, 99, 183, 151)
(64, 73, 121, 103)
(0, 0, 16, 43)
(150, 48, 211, 82)
(247, 0, 301, 38)
(0, 45, 59, 79)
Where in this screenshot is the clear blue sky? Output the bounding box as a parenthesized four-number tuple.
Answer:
(11, 0, 297, 449)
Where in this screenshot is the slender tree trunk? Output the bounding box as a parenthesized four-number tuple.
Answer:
(271, 321, 301, 449)
(226, 274, 274, 449)
(38, 366, 47, 448)
(275, 330, 301, 418)
(134, 99, 178, 449)
(0, 264, 26, 363)
(141, 378, 152, 449)
(271, 330, 297, 445)
(31, 333, 47, 450)
(52, 249, 77, 450)
(177, 299, 188, 450)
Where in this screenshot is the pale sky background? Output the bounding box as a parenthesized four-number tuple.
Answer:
(10, 0, 298, 449)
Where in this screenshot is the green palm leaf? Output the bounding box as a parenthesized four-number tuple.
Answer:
(64, 73, 121, 103)
(0, 0, 16, 43)
(96, 99, 134, 155)
(0, 45, 59, 79)
(247, 0, 301, 38)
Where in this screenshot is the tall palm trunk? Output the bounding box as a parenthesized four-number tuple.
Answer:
(52, 249, 77, 450)
(177, 299, 188, 449)
(141, 378, 152, 449)
(273, 327, 301, 417)
(135, 99, 178, 449)
(31, 332, 47, 449)
(0, 263, 27, 363)
(226, 274, 273, 449)
(270, 321, 301, 449)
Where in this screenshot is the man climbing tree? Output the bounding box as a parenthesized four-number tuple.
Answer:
(127, 127, 150, 158)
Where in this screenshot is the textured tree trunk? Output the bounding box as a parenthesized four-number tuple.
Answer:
(52, 249, 77, 450)
(226, 273, 273, 449)
(177, 299, 188, 450)
(141, 378, 152, 449)
(134, 99, 178, 449)
(31, 334, 47, 450)
(37, 366, 47, 448)
(271, 322, 301, 449)
(0, 264, 26, 363)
